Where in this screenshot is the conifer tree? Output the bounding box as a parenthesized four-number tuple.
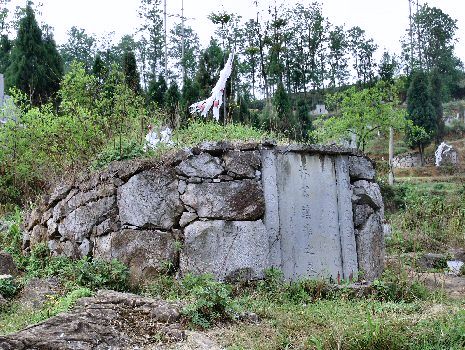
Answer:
(5, 5, 62, 105)
(122, 50, 141, 94)
(273, 80, 295, 137)
(147, 74, 167, 106)
(406, 71, 436, 163)
(430, 70, 444, 144)
(164, 80, 180, 127)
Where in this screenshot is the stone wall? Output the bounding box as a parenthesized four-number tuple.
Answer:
(392, 152, 434, 169)
(24, 142, 385, 284)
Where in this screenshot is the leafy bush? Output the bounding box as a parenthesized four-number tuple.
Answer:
(0, 277, 19, 299)
(173, 120, 274, 147)
(0, 209, 26, 268)
(25, 244, 130, 292)
(372, 269, 429, 302)
(91, 138, 148, 170)
(181, 274, 237, 329)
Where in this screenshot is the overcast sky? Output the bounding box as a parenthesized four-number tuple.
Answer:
(5, 0, 465, 62)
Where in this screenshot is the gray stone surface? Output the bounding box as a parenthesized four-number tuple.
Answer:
(0, 291, 183, 350)
(276, 153, 347, 281)
(18, 277, 63, 310)
(105, 229, 177, 285)
(335, 156, 359, 280)
(179, 212, 198, 228)
(176, 153, 224, 178)
(181, 220, 269, 281)
(181, 180, 265, 221)
(260, 149, 281, 269)
(118, 170, 183, 230)
(58, 196, 116, 242)
(352, 180, 384, 217)
(355, 213, 385, 281)
(223, 150, 261, 178)
(353, 204, 375, 228)
(349, 156, 375, 180)
(0, 252, 18, 277)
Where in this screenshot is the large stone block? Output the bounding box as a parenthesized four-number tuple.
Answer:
(180, 220, 269, 281)
(58, 196, 116, 242)
(118, 170, 183, 230)
(353, 204, 374, 228)
(223, 150, 261, 178)
(176, 153, 224, 178)
(109, 229, 178, 285)
(352, 180, 384, 216)
(355, 213, 385, 281)
(0, 252, 18, 277)
(349, 156, 375, 181)
(181, 180, 265, 220)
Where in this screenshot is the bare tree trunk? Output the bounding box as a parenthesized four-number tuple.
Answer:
(388, 127, 395, 185)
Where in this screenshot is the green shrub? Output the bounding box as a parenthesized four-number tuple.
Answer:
(0, 277, 19, 299)
(91, 138, 148, 170)
(372, 269, 429, 302)
(181, 274, 237, 329)
(0, 209, 26, 268)
(25, 244, 130, 292)
(173, 120, 274, 147)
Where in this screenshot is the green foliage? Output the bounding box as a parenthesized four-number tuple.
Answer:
(22, 244, 130, 292)
(313, 81, 405, 151)
(173, 120, 274, 147)
(5, 5, 63, 105)
(388, 182, 465, 252)
(406, 71, 436, 155)
(0, 277, 19, 299)
(372, 269, 429, 303)
(91, 139, 146, 170)
(181, 274, 237, 329)
(0, 209, 26, 268)
(122, 50, 141, 94)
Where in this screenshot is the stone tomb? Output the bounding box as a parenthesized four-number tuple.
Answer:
(24, 142, 385, 284)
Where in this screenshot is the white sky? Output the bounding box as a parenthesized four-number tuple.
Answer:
(4, 0, 465, 62)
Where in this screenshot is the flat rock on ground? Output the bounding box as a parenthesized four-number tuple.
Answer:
(0, 290, 223, 350)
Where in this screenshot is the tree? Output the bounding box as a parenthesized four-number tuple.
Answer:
(348, 26, 377, 86)
(402, 4, 462, 98)
(314, 82, 405, 152)
(92, 54, 107, 84)
(328, 25, 349, 88)
(147, 74, 167, 106)
(273, 80, 295, 137)
(164, 80, 180, 128)
(430, 70, 444, 144)
(138, 0, 164, 80)
(60, 26, 96, 72)
(378, 51, 398, 83)
(122, 50, 141, 94)
(6, 5, 63, 105)
(406, 71, 436, 163)
(169, 23, 200, 80)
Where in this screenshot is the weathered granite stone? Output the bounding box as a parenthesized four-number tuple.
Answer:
(78, 238, 93, 258)
(108, 229, 178, 285)
(47, 183, 73, 208)
(48, 240, 79, 258)
(0, 291, 183, 350)
(18, 277, 63, 310)
(349, 156, 375, 181)
(30, 225, 47, 248)
(176, 153, 224, 178)
(353, 204, 375, 228)
(179, 212, 198, 228)
(92, 217, 119, 237)
(355, 213, 385, 281)
(0, 252, 18, 277)
(178, 180, 187, 194)
(118, 170, 183, 230)
(223, 150, 261, 178)
(181, 220, 269, 281)
(352, 180, 384, 215)
(58, 196, 116, 242)
(181, 180, 265, 220)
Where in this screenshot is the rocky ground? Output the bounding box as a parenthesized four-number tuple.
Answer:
(0, 290, 223, 350)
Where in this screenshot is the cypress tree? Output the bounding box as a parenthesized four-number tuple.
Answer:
(164, 80, 180, 127)
(147, 74, 167, 107)
(0, 35, 11, 73)
(430, 70, 444, 144)
(122, 50, 141, 94)
(5, 5, 62, 105)
(92, 54, 107, 84)
(406, 71, 436, 163)
(273, 81, 296, 137)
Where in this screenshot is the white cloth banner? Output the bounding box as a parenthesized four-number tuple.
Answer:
(189, 52, 235, 121)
